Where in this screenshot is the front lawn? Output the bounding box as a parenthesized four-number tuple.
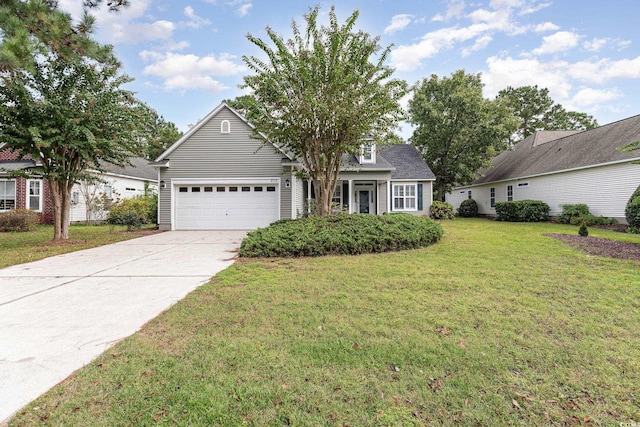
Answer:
(8, 219, 640, 426)
(0, 224, 158, 269)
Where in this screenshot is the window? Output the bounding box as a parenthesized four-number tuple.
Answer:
(191, 187, 201, 192)
(27, 179, 43, 211)
(507, 185, 513, 201)
(72, 191, 80, 205)
(125, 187, 136, 191)
(490, 187, 495, 208)
(393, 183, 417, 211)
(332, 185, 342, 205)
(179, 187, 188, 193)
(468, 190, 472, 200)
(204, 187, 213, 192)
(221, 120, 230, 134)
(266, 186, 276, 192)
(229, 186, 238, 192)
(518, 182, 529, 187)
(242, 186, 250, 192)
(104, 184, 113, 198)
(216, 187, 225, 192)
(0, 179, 16, 211)
(359, 143, 376, 164)
(254, 186, 263, 192)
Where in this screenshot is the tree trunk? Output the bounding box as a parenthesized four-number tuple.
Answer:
(438, 181, 446, 202)
(48, 179, 73, 240)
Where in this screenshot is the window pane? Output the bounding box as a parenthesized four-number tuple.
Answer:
(191, 187, 200, 192)
(406, 198, 416, 209)
(204, 187, 213, 192)
(407, 185, 415, 196)
(179, 187, 188, 193)
(266, 186, 276, 192)
(242, 186, 250, 192)
(229, 187, 238, 192)
(394, 198, 404, 210)
(254, 186, 263, 192)
(216, 187, 225, 192)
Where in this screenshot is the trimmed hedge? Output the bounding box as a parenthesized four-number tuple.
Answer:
(494, 200, 550, 222)
(457, 199, 478, 217)
(626, 185, 640, 233)
(430, 201, 455, 220)
(0, 209, 40, 232)
(239, 213, 443, 257)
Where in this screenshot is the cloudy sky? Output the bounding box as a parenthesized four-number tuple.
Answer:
(59, 0, 640, 138)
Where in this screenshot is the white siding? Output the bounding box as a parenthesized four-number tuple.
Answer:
(446, 162, 640, 221)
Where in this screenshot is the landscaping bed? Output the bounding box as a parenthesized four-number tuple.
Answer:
(547, 233, 640, 261)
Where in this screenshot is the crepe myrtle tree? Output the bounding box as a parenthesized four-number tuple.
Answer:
(241, 5, 407, 216)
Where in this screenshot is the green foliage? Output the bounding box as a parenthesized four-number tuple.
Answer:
(0, 209, 40, 232)
(558, 204, 591, 223)
(409, 70, 518, 198)
(239, 213, 443, 257)
(457, 198, 479, 217)
(241, 5, 406, 216)
(494, 200, 550, 222)
(135, 103, 183, 159)
(429, 201, 455, 220)
(578, 223, 589, 237)
(107, 196, 156, 230)
(496, 85, 598, 143)
(625, 185, 640, 232)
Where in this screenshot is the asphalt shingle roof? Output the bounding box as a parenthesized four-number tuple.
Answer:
(379, 144, 435, 180)
(100, 157, 157, 181)
(475, 114, 640, 184)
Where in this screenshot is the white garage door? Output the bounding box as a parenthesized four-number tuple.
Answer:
(175, 183, 279, 230)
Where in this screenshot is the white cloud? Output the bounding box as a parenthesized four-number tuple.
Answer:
(184, 6, 211, 29)
(384, 14, 414, 34)
(534, 22, 559, 33)
(462, 35, 493, 57)
(531, 31, 581, 55)
(571, 88, 623, 107)
(518, 1, 551, 15)
(141, 52, 245, 93)
(432, 0, 465, 22)
(237, 3, 252, 17)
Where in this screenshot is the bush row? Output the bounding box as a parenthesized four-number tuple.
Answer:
(495, 200, 550, 222)
(239, 213, 443, 257)
(558, 204, 617, 226)
(0, 209, 40, 232)
(107, 195, 157, 230)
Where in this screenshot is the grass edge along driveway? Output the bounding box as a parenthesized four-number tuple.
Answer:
(8, 219, 640, 426)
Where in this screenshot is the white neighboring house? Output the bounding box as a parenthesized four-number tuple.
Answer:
(446, 115, 640, 223)
(70, 157, 158, 223)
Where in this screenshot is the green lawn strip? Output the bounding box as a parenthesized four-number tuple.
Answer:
(8, 219, 640, 426)
(0, 224, 158, 269)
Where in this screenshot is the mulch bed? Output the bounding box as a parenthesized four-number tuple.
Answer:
(546, 233, 640, 262)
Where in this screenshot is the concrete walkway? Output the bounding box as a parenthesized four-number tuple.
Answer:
(0, 230, 245, 423)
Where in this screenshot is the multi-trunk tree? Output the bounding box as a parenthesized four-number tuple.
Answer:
(240, 6, 406, 216)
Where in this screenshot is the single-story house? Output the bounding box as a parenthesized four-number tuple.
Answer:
(151, 102, 435, 231)
(445, 114, 640, 222)
(1, 146, 157, 224)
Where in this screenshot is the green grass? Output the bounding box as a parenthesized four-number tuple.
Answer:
(8, 219, 640, 426)
(0, 224, 157, 269)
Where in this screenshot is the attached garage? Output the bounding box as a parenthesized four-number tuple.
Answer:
(174, 181, 280, 230)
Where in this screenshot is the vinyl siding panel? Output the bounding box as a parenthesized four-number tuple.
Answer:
(378, 182, 387, 214)
(70, 175, 148, 223)
(158, 107, 289, 228)
(295, 176, 304, 218)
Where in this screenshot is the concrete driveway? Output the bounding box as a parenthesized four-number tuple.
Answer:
(0, 230, 245, 423)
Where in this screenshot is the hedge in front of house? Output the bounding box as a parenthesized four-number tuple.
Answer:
(239, 213, 443, 257)
(626, 185, 640, 233)
(494, 200, 550, 222)
(0, 209, 40, 232)
(457, 199, 479, 217)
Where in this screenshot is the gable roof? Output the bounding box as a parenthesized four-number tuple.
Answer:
(100, 157, 157, 181)
(474, 114, 640, 184)
(380, 144, 435, 180)
(154, 102, 292, 162)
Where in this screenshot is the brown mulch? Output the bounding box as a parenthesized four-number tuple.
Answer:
(546, 233, 640, 262)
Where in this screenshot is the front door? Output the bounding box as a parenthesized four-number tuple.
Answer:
(358, 190, 370, 213)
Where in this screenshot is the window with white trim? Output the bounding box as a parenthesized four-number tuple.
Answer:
(332, 185, 342, 206)
(359, 143, 376, 164)
(221, 120, 230, 134)
(393, 183, 417, 211)
(490, 187, 495, 208)
(0, 179, 16, 211)
(507, 185, 513, 202)
(27, 179, 43, 212)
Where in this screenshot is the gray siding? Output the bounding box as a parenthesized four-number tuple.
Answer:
(158, 107, 289, 228)
(280, 173, 292, 220)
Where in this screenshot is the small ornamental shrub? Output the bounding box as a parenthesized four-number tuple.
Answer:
(559, 203, 617, 226)
(457, 199, 479, 217)
(578, 223, 589, 237)
(107, 196, 156, 230)
(0, 209, 40, 232)
(494, 200, 550, 222)
(430, 201, 455, 220)
(239, 213, 443, 257)
(625, 185, 640, 233)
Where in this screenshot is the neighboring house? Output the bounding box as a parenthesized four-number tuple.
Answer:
(151, 102, 435, 231)
(0, 146, 157, 224)
(446, 115, 640, 222)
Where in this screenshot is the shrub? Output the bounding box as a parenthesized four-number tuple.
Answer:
(239, 213, 443, 257)
(0, 209, 40, 232)
(430, 201, 455, 220)
(625, 185, 640, 233)
(558, 204, 590, 224)
(107, 196, 156, 230)
(457, 199, 478, 217)
(494, 200, 550, 222)
(578, 223, 589, 237)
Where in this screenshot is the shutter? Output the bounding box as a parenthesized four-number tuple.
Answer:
(342, 182, 349, 209)
(418, 183, 423, 211)
(389, 183, 393, 211)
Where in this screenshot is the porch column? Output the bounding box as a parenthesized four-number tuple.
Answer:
(348, 179, 353, 214)
(307, 180, 312, 214)
(387, 181, 391, 212)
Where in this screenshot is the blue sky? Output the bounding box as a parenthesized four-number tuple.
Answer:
(59, 0, 640, 138)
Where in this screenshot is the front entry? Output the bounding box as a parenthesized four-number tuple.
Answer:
(358, 190, 371, 213)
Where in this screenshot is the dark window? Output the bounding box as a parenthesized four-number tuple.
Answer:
(204, 187, 213, 192)
(254, 186, 263, 192)
(217, 187, 225, 192)
(490, 187, 496, 208)
(242, 186, 250, 192)
(468, 190, 472, 200)
(507, 185, 513, 201)
(191, 187, 201, 192)
(518, 182, 529, 187)
(179, 187, 188, 193)
(229, 186, 238, 192)
(266, 186, 276, 192)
